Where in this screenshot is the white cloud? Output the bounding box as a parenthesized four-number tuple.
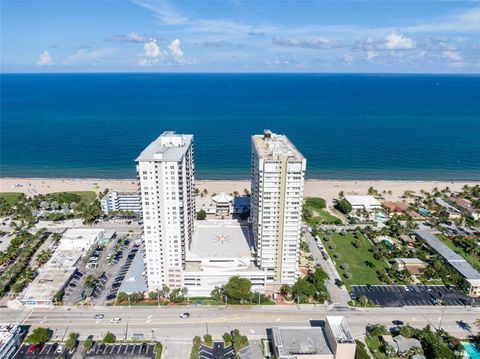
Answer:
(131, 0, 187, 24)
(265, 55, 305, 67)
(343, 53, 354, 64)
(168, 39, 184, 63)
(366, 50, 379, 61)
(272, 36, 339, 49)
(107, 32, 148, 43)
(443, 50, 463, 62)
(37, 50, 54, 66)
(138, 39, 164, 66)
(65, 47, 117, 64)
(384, 32, 414, 50)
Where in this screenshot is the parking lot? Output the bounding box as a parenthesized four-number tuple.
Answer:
(14, 343, 74, 359)
(85, 343, 156, 358)
(61, 232, 141, 305)
(351, 285, 478, 307)
(200, 342, 234, 359)
(102, 240, 142, 303)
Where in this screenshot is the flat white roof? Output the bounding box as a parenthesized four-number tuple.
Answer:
(326, 316, 355, 344)
(20, 249, 81, 302)
(136, 131, 193, 162)
(345, 195, 382, 208)
(0, 323, 19, 348)
(188, 220, 254, 259)
(252, 130, 304, 161)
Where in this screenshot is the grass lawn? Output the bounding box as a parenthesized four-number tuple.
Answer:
(304, 197, 341, 225)
(437, 233, 480, 271)
(319, 231, 389, 288)
(365, 336, 389, 359)
(50, 191, 97, 205)
(0, 192, 24, 205)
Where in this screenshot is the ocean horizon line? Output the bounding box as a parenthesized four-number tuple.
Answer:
(2, 72, 480, 76)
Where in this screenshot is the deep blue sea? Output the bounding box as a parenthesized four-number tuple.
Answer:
(1, 73, 479, 180)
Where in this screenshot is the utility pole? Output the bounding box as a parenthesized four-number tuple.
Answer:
(206, 322, 209, 336)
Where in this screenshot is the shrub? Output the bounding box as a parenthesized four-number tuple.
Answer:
(344, 272, 352, 279)
(203, 334, 213, 347)
(223, 332, 232, 347)
(65, 332, 79, 351)
(335, 199, 352, 214)
(103, 332, 116, 343)
(355, 340, 370, 359)
(83, 338, 94, 351)
(329, 244, 335, 250)
(341, 263, 349, 270)
(196, 209, 207, 220)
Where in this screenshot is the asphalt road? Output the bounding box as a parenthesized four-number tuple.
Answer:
(1, 305, 478, 341)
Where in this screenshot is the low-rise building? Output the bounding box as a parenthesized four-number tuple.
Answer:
(0, 323, 21, 359)
(211, 192, 234, 215)
(345, 195, 383, 212)
(395, 258, 427, 276)
(58, 228, 112, 251)
(382, 201, 409, 214)
(415, 230, 480, 296)
(382, 335, 422, 356)
(101, 190, 142, 215)
(184, 220, 267, 296)
(11, 228, 113, 308)
(271, 316, 355, 359)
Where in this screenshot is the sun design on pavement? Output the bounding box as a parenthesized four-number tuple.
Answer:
(213, 233, 231, 244)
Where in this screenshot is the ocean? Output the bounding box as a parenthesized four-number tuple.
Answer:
(1, 73, 479, 180)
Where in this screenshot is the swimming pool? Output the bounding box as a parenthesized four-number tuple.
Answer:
(462, 342, 480, 359)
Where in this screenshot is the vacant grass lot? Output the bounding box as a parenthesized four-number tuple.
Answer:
(319, 231, 388, 288)
(0, 192, 24, 205)
(304, 197, 341, 225)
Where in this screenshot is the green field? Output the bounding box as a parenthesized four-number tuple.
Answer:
(304, 197, 341, 225)
(319, 231, 389, 288)
(437, 233, 480, 271)
(0, 192, 24, 205)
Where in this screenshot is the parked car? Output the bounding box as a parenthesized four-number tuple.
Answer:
(56, 344, 65, 354)
(27, 344, 39, 354)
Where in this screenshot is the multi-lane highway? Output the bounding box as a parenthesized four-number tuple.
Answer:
(2, 305, 477, 340)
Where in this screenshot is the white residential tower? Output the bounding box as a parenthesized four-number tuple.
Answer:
(251, 130, 306, 284)
(136, 131, 195, 291)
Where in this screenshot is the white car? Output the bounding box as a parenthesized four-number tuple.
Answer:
(94, 314, 104, 320)
(110, 317, 121, 323)
(180, 313, 190, 318)
(56, 344, 65, 354)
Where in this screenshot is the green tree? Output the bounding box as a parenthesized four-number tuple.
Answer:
(280, 284, 291, 297)
(196, 209, 207, 220)
(335, 199, 352, 214)
(368, 324, 388, 336)
(83, 338, 94, 351)
(26, 327, 50, 344)
(211, 286, 224, 302)
(224, 276, 252, 303)
(103, 332, 116, 343)
(65, 332, 79, 351)
(355, 340, 370, 359)
(223, 332, 232, 347)
(399, 325, 417, 338)
(203, 334, 213, 347)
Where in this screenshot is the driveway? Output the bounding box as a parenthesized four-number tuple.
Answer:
(304, 228, 351, 306)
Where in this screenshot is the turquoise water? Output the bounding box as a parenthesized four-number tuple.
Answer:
(463, 342, 480, 359)
(1, 73, 480, 180)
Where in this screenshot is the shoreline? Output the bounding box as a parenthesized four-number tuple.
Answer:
(2, 177, 478, 207)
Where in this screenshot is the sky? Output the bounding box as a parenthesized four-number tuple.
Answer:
(1, 0, 480, 73)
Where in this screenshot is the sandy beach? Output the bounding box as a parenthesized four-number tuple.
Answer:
(1, 177, 478, 207)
